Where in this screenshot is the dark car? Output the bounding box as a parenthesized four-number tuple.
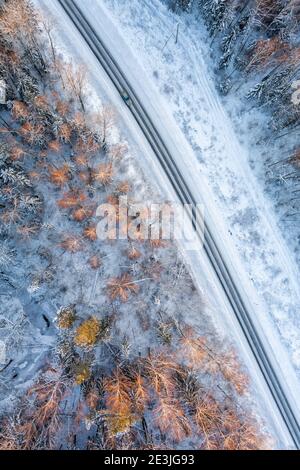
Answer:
(121, 90, 132, 107)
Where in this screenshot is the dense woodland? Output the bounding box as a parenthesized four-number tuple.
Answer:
(0, 0, 271, 449)
(171, 0, 300, 225)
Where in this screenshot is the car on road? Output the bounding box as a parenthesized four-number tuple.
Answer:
(121, 90, 132, 107)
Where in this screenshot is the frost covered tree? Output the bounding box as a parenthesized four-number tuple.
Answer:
(61, 63, 87, 112)
(170, 0, 193, 11)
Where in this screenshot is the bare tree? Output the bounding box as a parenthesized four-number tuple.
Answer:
(62, 63, 87, 112)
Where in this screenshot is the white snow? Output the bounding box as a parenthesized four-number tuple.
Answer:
(33, 0, 300, 448)
(92, 0, 300, 373)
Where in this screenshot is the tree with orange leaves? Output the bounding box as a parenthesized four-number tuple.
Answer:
(133, 372, 149, 413)
(88, 254, 102, 269)
(0, 0, 46, 75)
(48, 140, 61, 153)
(72, 206, 93, 222)
(104, 368, 137, 436)
(49, 164, 70, 186)
(127, 244, 142, 260)
(74, 317, 101, 348)
(154, 396, 191, 442)
(10, 146, 25, 161)
(20, 122, 45, 146)
(0, 369, 68, 450)
(108, 142, 128, 160)
(116, 180, 131, 195)
(58, 123, 72, 143)
(83, 225, 98, 241)
(11, 101, 29, 121)
(194, 396, 221, 449)
(55, 100, 70, 118)
(179, 331, 208, 369)
(107, 273, 139, 302)
(142, 352, 178, 395)
(219, 349, 249, 395)
(81, 136, 100, 156)
(246, 37, 286, 71)
(93, 162, 113, 185)
(60, 235, 83, 253)
(57, 191, 87, 209)
(220, 408, 268, 450)
(178, 326, 248, 395)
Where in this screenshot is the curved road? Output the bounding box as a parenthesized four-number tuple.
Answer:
(57, 0, 300, 448)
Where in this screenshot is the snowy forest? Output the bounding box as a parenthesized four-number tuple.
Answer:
(0, 0, 274, 450)
(170, 0, 300, 237)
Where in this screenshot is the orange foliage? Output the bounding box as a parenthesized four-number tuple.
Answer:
(34, 95, 49, 110)
(179, 327, 248, 395)
(106, 194, 119, 206)
(15, 370, 68, 449)
(58, 123, 72, 143)
(55, 100, 70, 117)
(194, 397, 221, 449)
(48, 139, 61, 153)
(84, 225, 97, 241)
(133, 373, 149, 412)
(10, 146, 25, 161)
(93, 163, 113, 185)
(179, 329, 208, 369)
(16, 225, 39, 238)
(12, 100, 29, 120)
(20, 122, 45, 145)
(72, 112, 86, 131)
(127, 245, 142, 260)
(79, 170, 94, 184)
(247, 37, 286, 70)
(86, 387, 99, 410)
(104, 368, 132, 414)
(221, 409, 266, 450)
(1, 0, 37, 41)
(49, 164, 70, 186)
(74, 317, 101, 348)
(72, 206, 93, 222)
(28, 170, 41, 180)
(75, 135, 100, 155)
(75, 154, 88, 166)
(88, 255, 102, 269)
(57, 191, 86, 209)
(104, 368, 136, 435)
(108, 142, 128, 160)
(149, 239, 167, 248)
(143, 353, 178, 395)
(28, 373, 66, 428)
(116, 181, 131, 194)
(60, 235, 83, 252)
(107, 273, 139, 302)
(219, 350, 249, 395)
(154, 397, 191, 442)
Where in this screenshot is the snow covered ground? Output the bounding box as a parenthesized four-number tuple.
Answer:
(73, 0, 300, 400)
(28, 0, 300, 448)
(93, 0, 300, 372)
